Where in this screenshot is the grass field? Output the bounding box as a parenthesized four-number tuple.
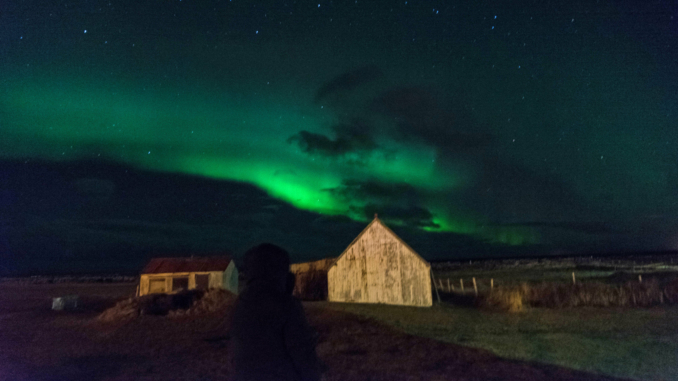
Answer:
(326, 301, 678, 381)
(3, 261, 678, 381)
(384, 257, 678, 380)
(0, 281, 642, 381)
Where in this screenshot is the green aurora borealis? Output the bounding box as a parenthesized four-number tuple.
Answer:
(4, 75, 524, 243)
(2, 0, 678, 271)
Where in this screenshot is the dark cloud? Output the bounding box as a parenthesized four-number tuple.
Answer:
(314, 65, 383, 103)
(352, 203, 439, 229)
(301, 73, 601, 235)
(322, 179, 440, 229)
(324, 179, 423, 206)
(310, 214, 363, 234)
(314, 82, 493, 155)
(461, 156, 594, 223)
(307, 75, 494, 166)
(371, 86, 494, 153)
(287, 119, 378, 162)
(287, 131, 355, 157)
(3, 160, 446, 274)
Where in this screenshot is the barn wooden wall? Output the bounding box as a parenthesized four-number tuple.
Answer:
(328, 221, 432, 307)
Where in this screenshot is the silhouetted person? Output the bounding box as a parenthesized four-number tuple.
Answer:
(286, 271, 296, 295)
(229, 243, 322, 381)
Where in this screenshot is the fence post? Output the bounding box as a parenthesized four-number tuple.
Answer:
(638, 275, 642, 283)
(572, 272, 576, 285)
(473, 277, 478, 296)
(491, 278, 494, 292)
(460, 279, 464, 292)
(430, 269, 441, 303)
(447, 278, 451, 292)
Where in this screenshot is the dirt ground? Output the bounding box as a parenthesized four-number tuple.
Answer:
(0, 283, 630, 381)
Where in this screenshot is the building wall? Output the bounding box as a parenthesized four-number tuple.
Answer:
(328, 221, 432, 307)
(290, 258, 335, 300)
(290, 258, 335, 274)
(139, 271, 232, 296)
(221, 261, 239, 294)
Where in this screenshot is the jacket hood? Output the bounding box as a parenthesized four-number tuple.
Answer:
(242, 243, 291, 294)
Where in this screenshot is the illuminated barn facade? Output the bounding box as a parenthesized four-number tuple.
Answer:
(328, 216, 432, 307)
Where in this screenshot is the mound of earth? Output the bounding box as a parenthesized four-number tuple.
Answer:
(169, 288, 237, 317)
(98, 289, 236, 322)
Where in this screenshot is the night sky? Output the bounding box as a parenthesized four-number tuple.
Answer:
(1, 0, 677, 275)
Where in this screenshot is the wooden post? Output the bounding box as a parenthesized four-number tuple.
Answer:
(460, 279, 464, 292)
(491, 278, 494, 292)
(638, 275, 642, 283)
(572, 272, 576, 285)
(447, 278, 451, 292)
(430, 269, 441, 303)
(473, 277, 478, 296)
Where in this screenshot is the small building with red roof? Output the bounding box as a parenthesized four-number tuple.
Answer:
(138, 256, 238, 296)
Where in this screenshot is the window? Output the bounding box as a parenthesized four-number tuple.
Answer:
(195, 274, 210, 290)
(172, 277, 189, 292)
(149, 278, 166, 294)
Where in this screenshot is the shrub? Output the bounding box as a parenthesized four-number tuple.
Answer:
(664, 279, 678, 303)
(169, 289, 236, 317)
(481, 283, 528, 312)
(140, 289, 205, 315)
(478, 277, 677, 310)
(98, 288, 236, 322)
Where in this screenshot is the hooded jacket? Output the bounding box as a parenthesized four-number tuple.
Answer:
(229, 244, 321, 381)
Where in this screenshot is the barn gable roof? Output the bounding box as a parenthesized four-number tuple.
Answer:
(141, 256, 233, 274)
(330, 216, 430, 269)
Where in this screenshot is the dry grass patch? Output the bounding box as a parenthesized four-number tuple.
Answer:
(480, 278, 678, 311)
(98, 289, 236, 322)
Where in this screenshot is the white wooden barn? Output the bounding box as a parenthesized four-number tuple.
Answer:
(137, 256, 238, 296)
(328, 215, 432, 307)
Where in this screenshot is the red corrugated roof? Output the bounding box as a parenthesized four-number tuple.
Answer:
(141, 257, 232, 274)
